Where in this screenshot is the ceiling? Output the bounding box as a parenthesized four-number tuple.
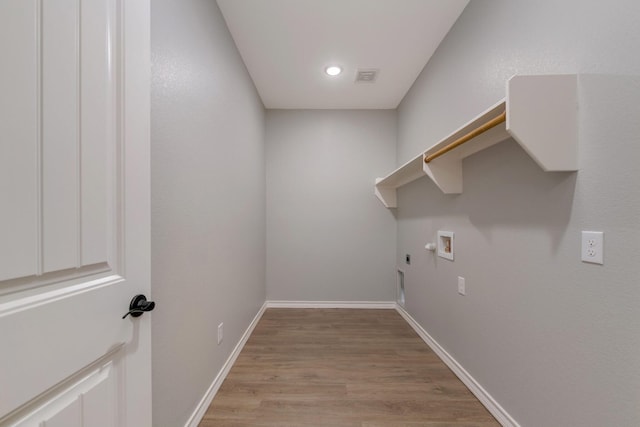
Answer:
(216, 0, 469, 109)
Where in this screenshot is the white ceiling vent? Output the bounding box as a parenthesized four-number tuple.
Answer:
(355, 69, 379, 83)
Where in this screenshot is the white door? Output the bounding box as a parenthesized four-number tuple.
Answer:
(0, 0, 151, 426)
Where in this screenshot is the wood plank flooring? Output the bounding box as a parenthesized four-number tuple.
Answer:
(200, 309, 499, 427)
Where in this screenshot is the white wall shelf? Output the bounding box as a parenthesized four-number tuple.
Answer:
(375, 74, 578, 208)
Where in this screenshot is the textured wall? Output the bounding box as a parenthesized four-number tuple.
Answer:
(266, 110, 397, 302)
(150, 1, 265, 425)
(397, 1, 640, 425)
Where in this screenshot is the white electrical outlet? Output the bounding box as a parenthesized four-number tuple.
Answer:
(217, 323, 223, 345)
(581, 231, 604, 264)
(458, 276, 466, 295)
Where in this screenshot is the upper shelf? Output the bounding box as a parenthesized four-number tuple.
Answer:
(375, 74, 578, 208)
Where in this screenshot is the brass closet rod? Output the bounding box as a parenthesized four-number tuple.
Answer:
(424, 111, 507, 164)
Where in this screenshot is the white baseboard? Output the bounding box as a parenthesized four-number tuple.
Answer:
(265, 300, 397, 309)
(394, 304, 519, 427)
(184, 301, 268, 427)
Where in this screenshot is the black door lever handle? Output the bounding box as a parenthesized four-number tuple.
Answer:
(123, 294, 156, 319)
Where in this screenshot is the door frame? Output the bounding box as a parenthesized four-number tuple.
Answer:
(120, 0, 152, 424)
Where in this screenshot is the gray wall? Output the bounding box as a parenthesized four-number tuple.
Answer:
(151, 1, 265, 426)
(397, 1, 640, 426)
(266, 110, 397, 302)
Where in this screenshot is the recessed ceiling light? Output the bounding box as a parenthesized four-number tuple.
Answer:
(325, 66, 342, 76)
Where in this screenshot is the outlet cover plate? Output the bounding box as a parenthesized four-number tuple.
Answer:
(217, 323, 224, 345)
(581, 231, 604, 264)
(457, 276, 465, 295)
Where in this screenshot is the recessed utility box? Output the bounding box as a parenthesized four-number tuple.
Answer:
(437, 231, 454, 261)
(397, 270, 405, 307)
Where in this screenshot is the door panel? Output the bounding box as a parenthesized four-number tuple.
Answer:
(80, 0, 112, 267)
(13, 359, 118, 427)
(41, 0, 81, 273)
(0, 0, 38, 282)
(1, 0, 115, 283)
(0, 0, 150, 425)
(0, 0, 116, 292)
(43, 399, 82, 427)
(1, 278, 129, 417)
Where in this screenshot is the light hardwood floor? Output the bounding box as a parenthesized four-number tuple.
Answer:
(200, 309, 499, 426)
